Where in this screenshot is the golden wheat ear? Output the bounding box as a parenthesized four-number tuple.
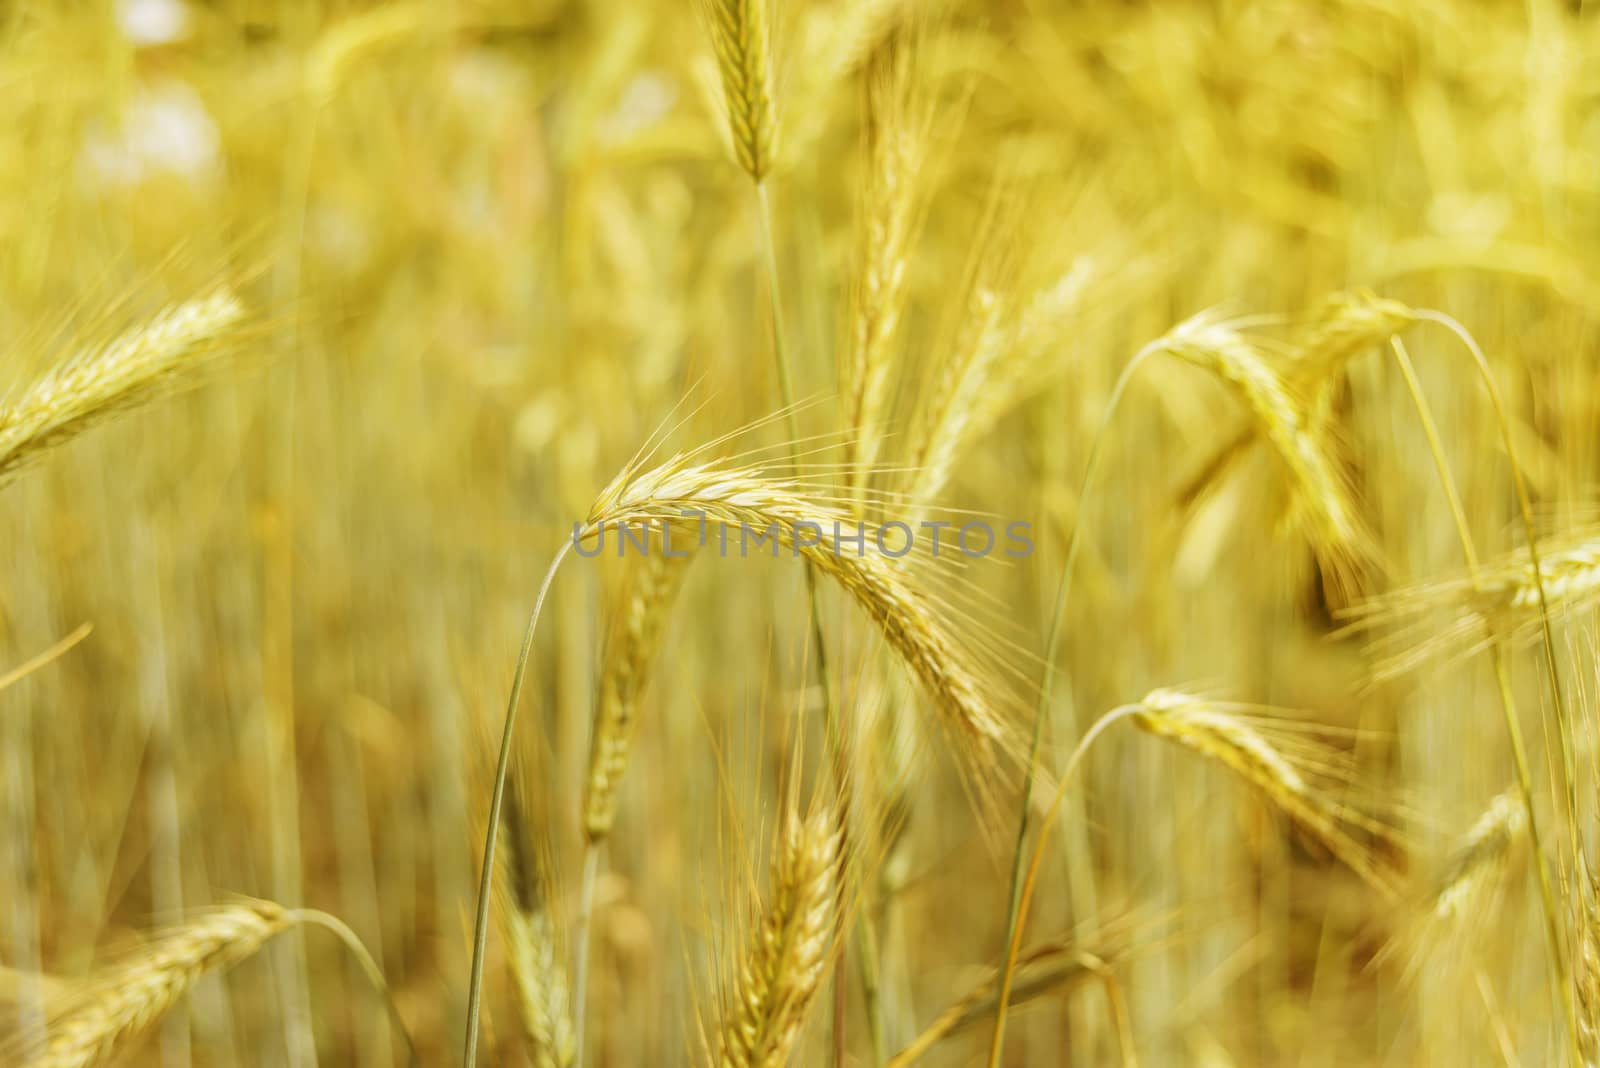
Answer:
(703, 0, 779, 182)
(584, 454, 1024, 775)
(717, 793, 846, 1068)
(584, 545, 695, 844)
(7, 898, 413, 1068)
(1156, 314, 1377, 603)
(1131, 689, 1405, 899)
(0, 288, 247, 490)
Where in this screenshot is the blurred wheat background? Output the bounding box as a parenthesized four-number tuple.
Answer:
(3, 0, 1600, 1065)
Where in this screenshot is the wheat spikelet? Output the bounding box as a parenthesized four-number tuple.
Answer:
(705, 0, 778, 182)
(1131, 689, 1401, 897)
(20, 901, 293, 1068)
(1158, 314, 1373, 599)
(718, 800, 845, 1067)
(0, 289, 245, 489)
(584, 547, 694, 842)
(584, 455, 1018, 764)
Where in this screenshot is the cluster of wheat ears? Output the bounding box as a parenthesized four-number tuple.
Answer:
(4, 1, 1600, 1065)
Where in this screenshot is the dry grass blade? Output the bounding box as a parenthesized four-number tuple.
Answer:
(585, 548, 694, 842)
(1131, 689, 1402, 898)
(0, 289, 246, 489)
(718, 799, 846, 1067)
(705, 0, 778, 182)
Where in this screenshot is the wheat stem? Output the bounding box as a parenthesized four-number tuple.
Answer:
(990, 343, 1158, 1062)
(988, 705, 1140, 1067)
(464, 542, 573, 1068)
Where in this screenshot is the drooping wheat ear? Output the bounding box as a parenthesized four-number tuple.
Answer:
(494, 757, 576, 1067)
(1339, 528, 1600, 679)
(845, 45, 932, 484)
(890, 931, 1140, 1068)
(17, 901, 291, 1068)
(1178, 292, 1415, 512)
(1131, 689, 1401, 897)
(719, 800, 845, 1068)
(585, 458, 1018, 764)
(1158, 314, 1374, 599)
(17, 898, 409, 1068)
(0, 289, 245, 489)
(706, 0, 778, 182)
(584, 548, 694, 842)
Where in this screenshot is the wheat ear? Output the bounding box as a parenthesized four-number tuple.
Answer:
(584, 457, 1017, 762)
(0, 289, 245, 488)
(493, 755, 576, 1067)
(1129, 689, 1401, 898)
(719, 800, 846, 1067)
(706, 0, 778, 182)
(17, 899, 412, 1068)
(584, 549, 693, 842)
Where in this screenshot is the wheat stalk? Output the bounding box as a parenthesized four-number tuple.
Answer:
(718, 800, 845, 1067)
(0, 289, 245, 489)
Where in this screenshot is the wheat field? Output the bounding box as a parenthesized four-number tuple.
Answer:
(2, 1, 1600, 1065)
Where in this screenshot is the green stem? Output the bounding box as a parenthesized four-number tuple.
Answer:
(988, 706, 1141, 1068)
